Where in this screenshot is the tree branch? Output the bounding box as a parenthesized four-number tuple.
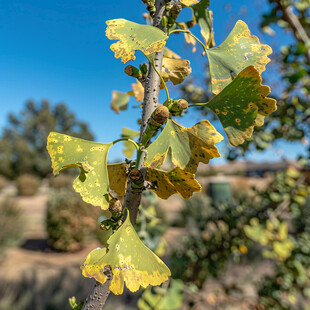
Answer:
(82, 1, 167, 309)
(275, 0, 310, 64)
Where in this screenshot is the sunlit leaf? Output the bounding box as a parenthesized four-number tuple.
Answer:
(106, 19, 168, 64)
(81, 210, 171, 295)
(47, 132, 112, 209)
(146, 167, 201, 199)
(111, 91, 130, 113)
(144, 119, 223, 173)
(122, 127, 140, 158)
(162, 57, 192, 85)
(107, 163, 128, 197)
(206, 20, 272, 94)
(180, 0, 199, 5)
(129, 80, 144, 102)
(203, 65, 277, 146)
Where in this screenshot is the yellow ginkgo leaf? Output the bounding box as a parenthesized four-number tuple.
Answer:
(106, 19, 168, 64)
(180, 0, 199, 6)
(162, 57, 192, 85)
(130, 80, 144, 102)
(146, 167, 201, 199)
(47, 132, 112, 209)
(108, 163, 128, 197)
(81, 210, 171, 295)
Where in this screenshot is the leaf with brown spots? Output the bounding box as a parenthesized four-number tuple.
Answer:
(81, 210, 171, 295)
(206, 20, 272, 94)
(144, 119, 223, 173)
(106, 19, 168, 64)
(201, 66, 277, 146)
(111, 91, 130, 113)
(161, 56, 192, 85)
(146, 167, 201, 199)
(47, 132, 112, 209)
(107, 163, 128, 197)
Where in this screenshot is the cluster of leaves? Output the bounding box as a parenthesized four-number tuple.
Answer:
(0, 100, 93, 179)
(46, 0, 276, 298)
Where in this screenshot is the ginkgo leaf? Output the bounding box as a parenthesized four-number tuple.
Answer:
(146, 167, 201, 199)
(106, 19, 168, 64)
(107, 163, 128, 197)
(111, 91, 130, 113)
(180, 0, 199, 5)
(130, 80, 144, 102)
(203, 65, 277, 146)
(206, 20, 272, 94)
(81, 210, 171, 295)
(180, 0, 214, 48)
(162, 57, 192, 85)
(191, 0, 215, 48)
(144, 119, 223, 173)
(47, 132, 112, 209)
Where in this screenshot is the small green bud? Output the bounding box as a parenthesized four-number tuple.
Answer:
(139, 63, 148, 75)
(169, 99, 189, 116)
(161, 16, 168, 27)
(124, 65, 142, 79)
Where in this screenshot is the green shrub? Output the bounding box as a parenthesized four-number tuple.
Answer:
(0, 199, 24, 258)
(46, 188, 101, 251)
(16, 174, 40, 196)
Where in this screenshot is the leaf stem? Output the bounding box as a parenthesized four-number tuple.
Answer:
(112, 138, 140, 151)
(146, 55, 170, 101)
(169, 29, 207, 53)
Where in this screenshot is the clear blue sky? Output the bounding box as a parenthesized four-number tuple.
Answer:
(0, 0, 306, 163)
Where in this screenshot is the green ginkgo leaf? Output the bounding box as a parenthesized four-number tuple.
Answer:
(146, 167, 201, 199)
(144, 119, 223, 173)
(106, 19, 168, 64)
(203, 65, 277, 146)
(107, 163, 128, 197)
(206, 20, 272, 94)
(81, 210, 171, 295)
(47, 132, 112, 209)
(111, 91, 130, 113)
(181, 0, 214, 48)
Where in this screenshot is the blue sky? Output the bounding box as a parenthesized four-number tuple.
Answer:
(0, 0, 307, 163)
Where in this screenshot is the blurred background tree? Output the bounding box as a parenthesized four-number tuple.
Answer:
(0, 100, 94, 179)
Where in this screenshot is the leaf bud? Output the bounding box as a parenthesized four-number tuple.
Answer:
(139, 63, 148, 75)
(150, 105, 169, 125)
(109, 198, 122, 214)
(169, 3, 182, 20)
(124, 65, 142, 79)
(128, 168, 144, 186)
(169, 99, 189, 115)
(161, 16, 168, 27)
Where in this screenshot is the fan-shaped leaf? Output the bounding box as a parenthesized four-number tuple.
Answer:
(106, 19, 168, 64)
(203, 65, 277, 146)
(147, 167, 201, 199)
(130, 80, 144, 102)
(111, 91, 130, 113)
(144, 119, 223, 173)
(81, 211, 171, 295)
(180, 0, 199, 5)
(206, 20, 272, 94)
(47, 133, 112, 209)
(162, 57, 192, 85)
(107, 163, 128, 197)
